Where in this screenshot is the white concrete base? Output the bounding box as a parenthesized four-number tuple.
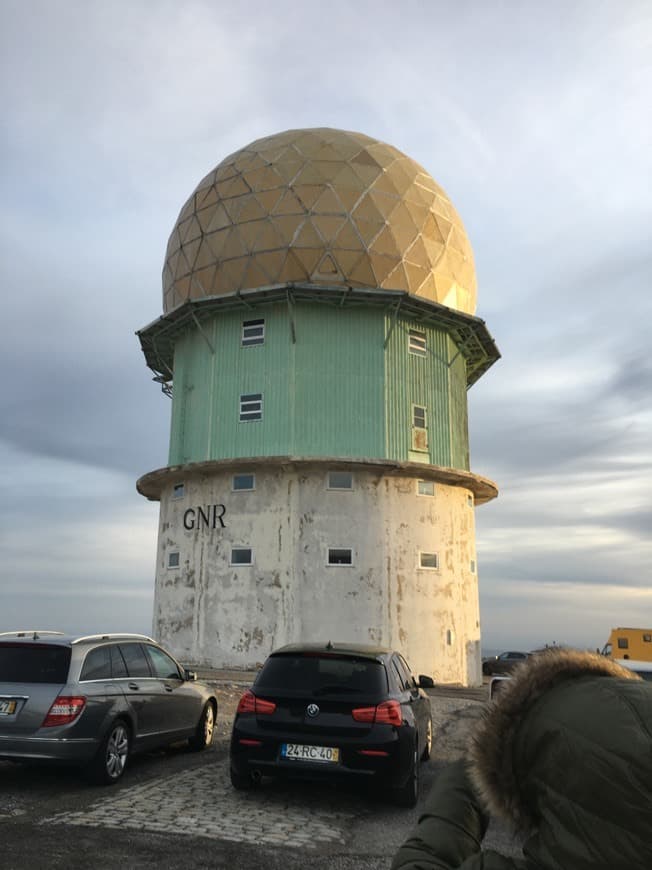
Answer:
(151, 462, 484, 686)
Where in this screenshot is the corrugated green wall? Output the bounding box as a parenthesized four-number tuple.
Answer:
(384, 318, 458, 467)
(168, 303, 469, 469)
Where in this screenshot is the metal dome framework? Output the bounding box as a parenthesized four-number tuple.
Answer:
(163, 128, 478, 317)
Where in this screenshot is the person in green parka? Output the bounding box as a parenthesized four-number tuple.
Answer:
(391, 648, 652, 870)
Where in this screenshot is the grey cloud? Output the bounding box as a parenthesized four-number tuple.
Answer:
(1, 0, 650, 648)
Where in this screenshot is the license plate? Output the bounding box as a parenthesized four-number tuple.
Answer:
(0, 699, 17, 716)
(281, 743, 339, 763)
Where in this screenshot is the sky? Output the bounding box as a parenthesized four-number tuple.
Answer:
(1, 0, 650, 653)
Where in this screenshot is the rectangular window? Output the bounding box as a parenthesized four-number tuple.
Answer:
(413, 405, 427, 429)
(232, 473, 255, 491)
(172, 483, 185, 499)
(419, 552, 439, 569)
(644, 635, 651, 643)
(408, 329, 426, 356)
(328, 548, 353, 566)
(241, 318, 265, 347)
(467, 494, 474, 507)
(231, 547, 253, 566)
(417, 480, 434, 496)
(168, 551, 180, 569)
(617, 638, 629, 649)
(470, 559, 476, 573)
(239, 393, 263, 422)
(412, 404, 428, 451)
(327, 471, 353, 490)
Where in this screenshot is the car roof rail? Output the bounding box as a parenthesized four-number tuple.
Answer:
(0, 630, 67, 639)
(70, 633, 156, 645)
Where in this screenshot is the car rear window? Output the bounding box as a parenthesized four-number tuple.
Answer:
(0, 643, 71, 683)
(255, 654, 387, 695)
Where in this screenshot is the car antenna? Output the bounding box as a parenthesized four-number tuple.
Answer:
(326, 640, 333, 650)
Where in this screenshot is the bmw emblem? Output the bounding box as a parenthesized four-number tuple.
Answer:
(306, 703, 320, 718)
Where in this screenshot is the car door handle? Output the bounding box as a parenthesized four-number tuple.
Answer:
(164, 684, 173, 692)
(128, 682, 140, 691)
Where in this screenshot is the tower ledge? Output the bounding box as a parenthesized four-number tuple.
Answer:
(137, 455, 498, 505)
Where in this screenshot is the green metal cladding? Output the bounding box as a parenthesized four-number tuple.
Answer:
(168, 302, 470, 470)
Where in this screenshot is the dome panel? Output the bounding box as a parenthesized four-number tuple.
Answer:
(162, 128, 477, 314)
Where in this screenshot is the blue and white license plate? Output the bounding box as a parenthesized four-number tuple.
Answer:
(281, 743, 339, 763)
(0, 699, 17, 716)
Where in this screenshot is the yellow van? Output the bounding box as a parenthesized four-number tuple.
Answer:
(602, 627, 652, 662)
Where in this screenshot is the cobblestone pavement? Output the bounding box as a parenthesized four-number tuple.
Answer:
(43, 762, 366, 849)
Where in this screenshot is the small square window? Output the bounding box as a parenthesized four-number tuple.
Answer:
(230, 548, 253, 566)
(172, 483, 185, 499)
(408, 329, 426, 356)
(168, 552, 180, 569)
(419, 552, 439, 569)
(417, 480, 434, 496)
(242, 318, 265, 347)
(232, 474, 255, 491)
(617, 638, 629, 649)
(328, 548, 352, 565)
(470, 559, 476, 573)
(327, 471, 353, 490)
(240, 393, 262, 422)
(643, 634, 651, 643)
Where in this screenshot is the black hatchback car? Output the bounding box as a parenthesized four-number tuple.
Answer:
(229, 642, 433, 807)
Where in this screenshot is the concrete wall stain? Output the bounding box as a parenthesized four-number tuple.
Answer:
(151, 465, 483, 685)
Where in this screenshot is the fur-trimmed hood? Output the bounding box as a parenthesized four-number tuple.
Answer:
(468, 649, 649, 840)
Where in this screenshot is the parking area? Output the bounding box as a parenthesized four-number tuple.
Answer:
(0, 687, 519, 869)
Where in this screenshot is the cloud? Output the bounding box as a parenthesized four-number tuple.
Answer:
(1, 0, 650, 653)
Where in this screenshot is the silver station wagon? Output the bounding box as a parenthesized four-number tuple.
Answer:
(0, 631, 217, 783)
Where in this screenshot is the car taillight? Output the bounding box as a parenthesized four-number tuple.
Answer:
(352, 700, 402, 726)
(236, 690, 276, 715)
(42, 696, 86, 727)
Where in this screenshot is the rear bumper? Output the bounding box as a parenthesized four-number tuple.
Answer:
(0, 734, 99, 764)
(230, 723, 412, 788)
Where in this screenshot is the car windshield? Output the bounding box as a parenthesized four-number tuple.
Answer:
(255, 654, 387, 695)
(0, 643, 71, 683)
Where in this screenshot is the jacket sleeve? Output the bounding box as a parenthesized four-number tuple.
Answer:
(390, 760, 515, 870)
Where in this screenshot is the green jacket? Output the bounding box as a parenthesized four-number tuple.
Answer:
(391, 650, 652, 870)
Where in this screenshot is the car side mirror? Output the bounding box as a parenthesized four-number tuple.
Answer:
(417, 674, 434, 689)
(184, 668, 197, 681)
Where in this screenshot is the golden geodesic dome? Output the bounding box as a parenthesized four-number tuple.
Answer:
(163, 128, 477, 315)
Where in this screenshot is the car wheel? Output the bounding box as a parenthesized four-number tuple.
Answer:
(230, 766, 255, 790)
(189, 701, 215, 751)
(394, 743, 420, 808)
(89, 719, 130, 785)
(421, 718, 432, 761)
(482, 662, 491, 676)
